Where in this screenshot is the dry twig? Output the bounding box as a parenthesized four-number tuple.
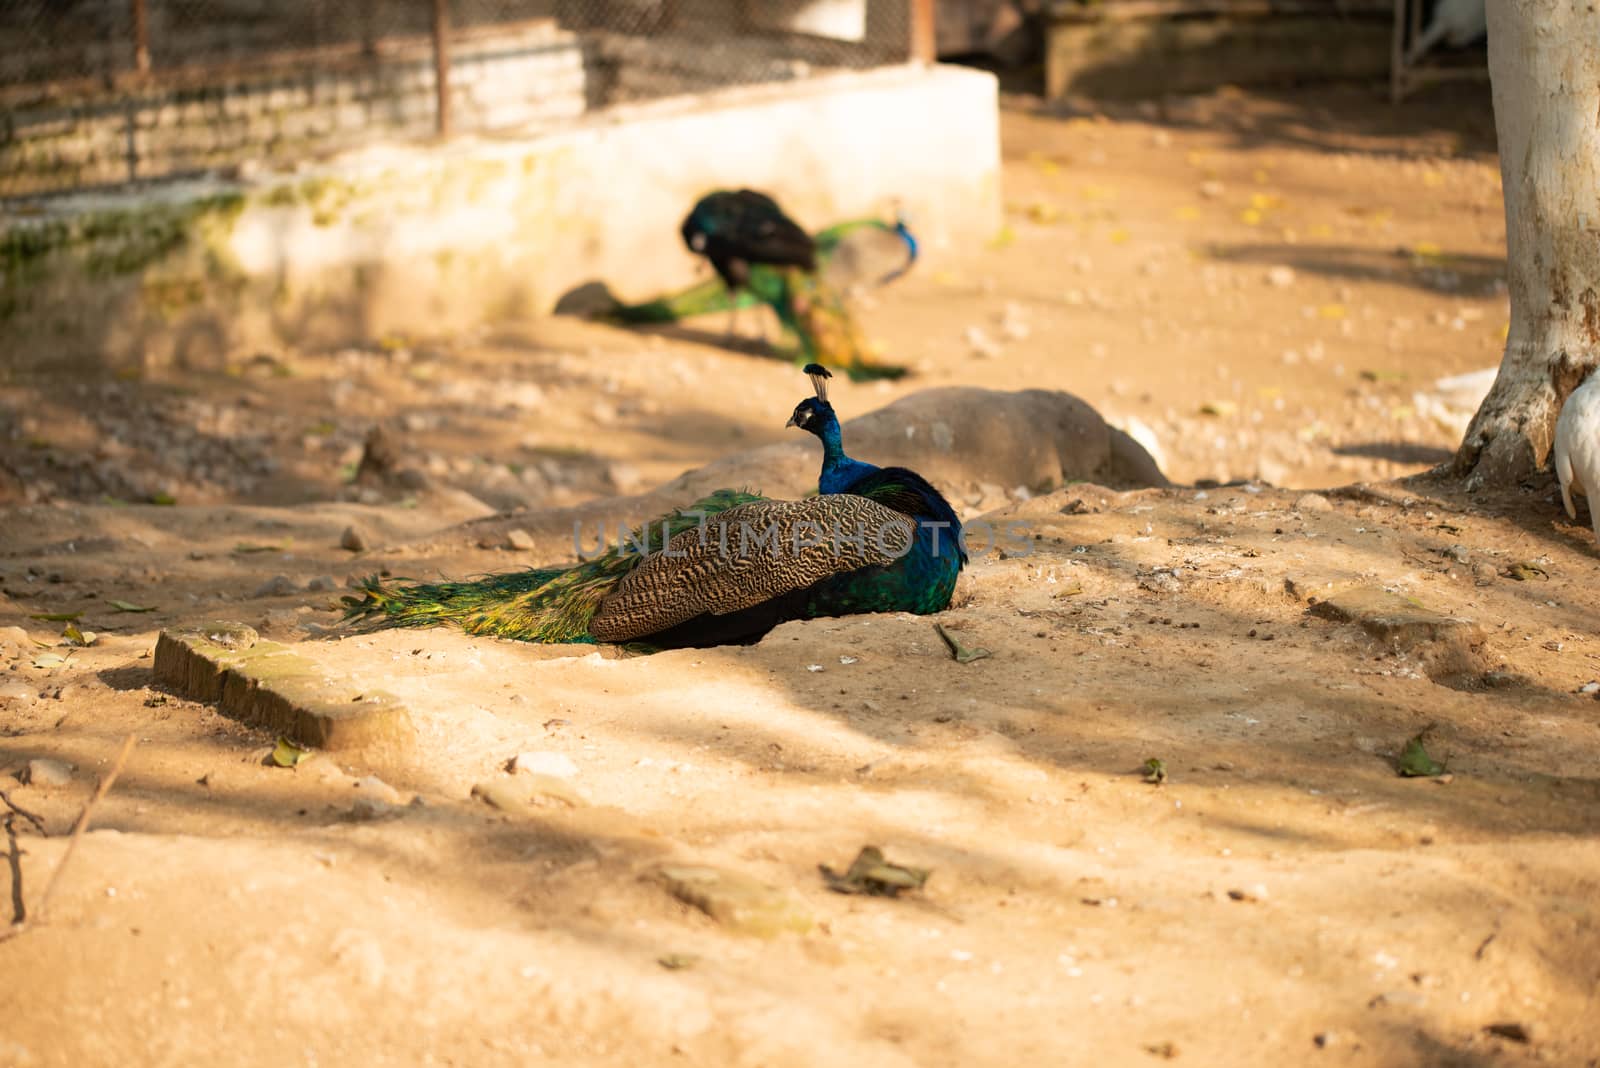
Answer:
(0, 789, 46, 835)
(0, 733, 136, 942)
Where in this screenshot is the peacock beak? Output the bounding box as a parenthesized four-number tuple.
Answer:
(784, 414, 799, 428)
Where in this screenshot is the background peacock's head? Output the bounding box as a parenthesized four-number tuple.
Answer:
(785, 397, 836, 434)
(681, 214, 707, 253)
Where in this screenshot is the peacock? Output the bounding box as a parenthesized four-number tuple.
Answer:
(341, 365, 965, 648)
(681, 189, 817, 296)
(612, 214, 918, 381)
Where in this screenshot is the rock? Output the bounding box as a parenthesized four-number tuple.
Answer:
(1310, 587, 1488, 684)
(521, 773, 583, 808)
(348, 796, 398, 821)
(505, 529, 535, 552)
(653, 864, 813, 938)
(339, 525, 368, 552)
(353, 774, 404, 805)
(354, 425, 400, 485)
(0, 625, 30, 652)
(964, 325, 1002, 360)
(1294, 493, 1333, 513)
(471, 780, 534, 817)
(22, 758, 72, 787)
(394, 468, 431, 491)
(0, 680, 36, 703)
(508, 751, 579, 779)
(1266, 266, 1296, 288)
(152, 623, 415, 755)
(1139, 570, 1183, 595)
(252, 575, 301, 598)
(306, 575, 339, 593)
(1483, 1021, 1533, 1044)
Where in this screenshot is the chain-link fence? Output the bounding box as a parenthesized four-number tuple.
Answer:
(0, 0, 926, 199)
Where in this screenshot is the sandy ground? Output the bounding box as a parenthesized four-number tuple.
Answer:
(4, 82, 1600, 1066)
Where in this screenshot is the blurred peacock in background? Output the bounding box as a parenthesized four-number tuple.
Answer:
(607, 189, 918, 381)
(342, 365, 964, 649)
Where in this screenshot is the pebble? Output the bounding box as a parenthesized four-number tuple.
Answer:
(1266, 266, 1296, 288)
(505, 529, 535, 551)
(1294, 493, 1333, 513)
(964, 325, 1002, 360)
(306, 575, 339, 592)
(339, 525, 368, 552)
(353, 775, 404, 805)
(23, 757, 72, 787)
(508, 751, 579, 779)
(252, 574, 301, 598)
(0, 680, 37, 703)
(1581, 682, 1600, 695)
(348, 796, 398, 821)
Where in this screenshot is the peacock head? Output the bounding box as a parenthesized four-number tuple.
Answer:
(785, 362, 838, 435)
(785, 396, 836, 434)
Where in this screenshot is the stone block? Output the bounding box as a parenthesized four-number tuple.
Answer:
(154, 621, 416, 757)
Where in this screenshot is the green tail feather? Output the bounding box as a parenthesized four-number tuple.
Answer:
(604, 277, 760, 323)
(340, 489, 767, 643)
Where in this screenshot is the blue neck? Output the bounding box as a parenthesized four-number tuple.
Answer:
(813, 409, 878, 494)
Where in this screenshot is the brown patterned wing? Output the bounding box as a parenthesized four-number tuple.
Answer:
(588, 497, 914, 642)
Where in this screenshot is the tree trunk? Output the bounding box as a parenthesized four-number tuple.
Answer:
(1454, 0, 1600, 488)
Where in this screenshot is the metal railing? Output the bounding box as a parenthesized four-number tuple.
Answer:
(0, 0, 934, 199)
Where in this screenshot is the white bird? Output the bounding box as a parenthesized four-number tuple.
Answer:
(1552, 374, 1600, 543)
(1407, 0, 1488, 64)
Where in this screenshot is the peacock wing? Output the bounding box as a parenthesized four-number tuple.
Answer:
(588, 496, 914, 642)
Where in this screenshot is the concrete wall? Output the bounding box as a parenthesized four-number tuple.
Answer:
(0, 63, 1000, 372)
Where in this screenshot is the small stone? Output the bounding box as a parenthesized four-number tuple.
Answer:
(353, 775, 404, 805)
(1227, 884, 1268, 903)
(306, 575, 339, 593)
(1369, 990, 1426, 1009)
(393, 469, 431, 491)
(252, 575, 300, 598)
(348, 796, 397, 821)
(1483, 1021, 1532, 1044)
(1472, 563, 1497, 586)
(0, 680, 37, 703)
(339, 526, 368, 552)
(1266, 266, 1296, 288)
(1199, 179, 1225, 199)
(1579, 682, 1600, 695)
(521, 773, 583, 808)
(1313, 1031, 1339, 1049)
(1294, 493, 1333, 513)
(471, 780, 533, 817)
(507, 751, 579, 779)
(1139, 570, 1182, 595)
(654, 864, 812, 938)
(505, 529, 535, 551)
(22, 758, 72, 787)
